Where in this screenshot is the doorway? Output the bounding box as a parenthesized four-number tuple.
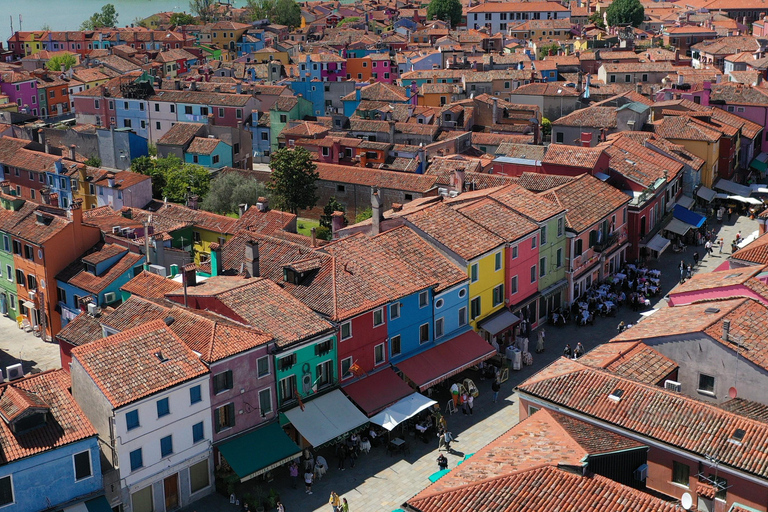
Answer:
(164, 473, 179, 511)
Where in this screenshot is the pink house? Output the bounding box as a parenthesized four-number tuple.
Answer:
(668, 265, 768, 307)
(0, 70, 39, 115)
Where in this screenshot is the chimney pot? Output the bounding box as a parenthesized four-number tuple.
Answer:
(244, 240, 260, 277)
(69, 144, 76, 161)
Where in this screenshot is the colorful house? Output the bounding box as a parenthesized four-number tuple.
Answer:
(0, 70, 40, 115)
(184, 137, 233, 169)
(269, 96, 314, 153)
(299, 53, 347, 82)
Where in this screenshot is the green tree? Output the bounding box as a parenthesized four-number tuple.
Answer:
(427, 0, 462, 28)
(541, 118, 552, 139)
(190, 0, 216, 22)
(201, 172, 269, 214)
(336, 17, 360, 27)
(84, 156, 102, 167)
(80, 4, 119, 30)
(355, 208, 372, 223)
(130, 154, 188, 199)
(169, 12, 198, 25)
(320, 197, 346, 229)
(163, 164, 211, 203)
(245, 0, 276, 21)
(267, 147, 319, 215)
(606, 0, 644, 28)
(275, 0, 302, 28)
(46, 52, 78, 72)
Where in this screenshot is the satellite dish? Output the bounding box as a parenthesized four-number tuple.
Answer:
(729, 387, 738, 399)
(681, 492, 693, 511)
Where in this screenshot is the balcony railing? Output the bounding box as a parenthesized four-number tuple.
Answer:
(592, 231, 621, 253)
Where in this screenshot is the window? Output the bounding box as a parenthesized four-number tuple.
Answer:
(336, 184, 346, 192)
(192, 421, 204, 443)
(698, 374, 715, 394)
(156, 397, 170, 418)
(575, 239, 583, 256)
(74, 450, 92, 480)
(257, 356, 270, 378)
(610, 75, 616, 83)
(531, 237, 537, 249)
(374, 343, 385, 365)
(493, 284, 504, 307)
(341, 357, 353, 379)
(218, 107, 225, 118)
(279, 375, 296, 404)
(129, 448, 143, 471)
(557, 217, 564, 237)
(190, 385, 202, 404)
(6, 266, 12, 283)
(170, 104, 175, 113)
(419, 291, 428, 308)
(322, 147, 330, 157)
(212, 155, 220, 165)
(126, 410, 139, 430)
(190, 460, 209, 494)
(341, 321, 352, 340)
(258, 388, 272, 416)
(0, 476, 12, 507)
(556, 132, 564, 143)
(24, 245, 34, 261)
(624, 74, 631, 82)
(470, 263, 479, 283)
(390, 303, 400, 320)
(510, 275, 518, 294)
(213, 370, 233, 394)
(373, 308, 384, 326)
(94, 99, 100, 109)
(419, 323, 429, 343)
(2, 236, 8, 252)
(15, 269, 24, 287)
(315, 339, 332, 356)
(470, 297, 481, 320)
(530, 265, 537, 283)
(214, 403, 235, 432)
(185, 105, 193, 115)
(539, 257, 546, 278)
(123, 119, 132, 128)
(672, 461, 689, 486)
(279, 353, 297, 371)
(458, 307, 467, 326)
(160, 435, 173, 457)
(280, 114, 287, 123)
(712, 475, 727, 501)
(385, 336, 401, 359)
(556, 248, 563, 268)
(494, 252, 502, 271)
(435, 317, 444, 338)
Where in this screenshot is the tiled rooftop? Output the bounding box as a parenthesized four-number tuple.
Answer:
(540, 174, 630, 233)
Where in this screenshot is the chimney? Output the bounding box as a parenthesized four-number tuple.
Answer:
(69, 144, 76, 161)
(310, 227, 317, 247)
(391, 202, 403, 212)
(723, 319, 730, 341)
(452, 169, 465, 193)
(182, 263, 196, 306)
(581, 132, 593, 147)
(210, 242, 223, 276)
(244, 240, 260, 277)
(331, 211, 345, 238)
(388, 120, 396, 142)
(256, 196, 269, 212)
(191, 80, 197, 91)
(492, 97, 498, 121)
(238, 203, 248, 216)
(636, 83, 642, 94)
(371, 187, 382, 235)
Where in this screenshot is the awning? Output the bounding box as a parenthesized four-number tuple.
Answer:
(369, 393, 437, 431)
(664, 218, 692, 236)
(22, 300, 34, 309)
(714, 178, 752, 197)
(696, 186, 717, 202)
(217, 422, 301, 482)
(63, 496, 112, 512)
(750, 152, 768, 172)
(397, 330, 496, 391)
(643, 233, 671, 255)
(673, 204, 705, 228)
(478, 308, 520, 335)
(677, 195, 695, 209)
(343, 368, 414, 416)
(727, 195, 763, 205)
(283, 389, 368, 448)
(540, 279, 567, 298)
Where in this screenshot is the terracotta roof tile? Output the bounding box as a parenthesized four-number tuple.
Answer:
(121, 270, 182, 299)
(539, 174, 630, 233)
(187, 137, 223, 155)
(57, 246, 143, 294)
(157, 122, 205, 146)
(542, 144, 605, 169)
(514, 172, 576, 192)
(488, 184, 565, 222)
(455, 198, 539, 242)
(72, 320, 209, 408)
(554, 106, 617, 128)
(316, 163, 438, 192)
(721, 398, 768, 423)
(578, 341, 678, 385)
(732, 232, 768, 264)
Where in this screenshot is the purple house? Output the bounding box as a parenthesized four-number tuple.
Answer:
(302, 53, 347, 82)
(0, 69, 39, 115)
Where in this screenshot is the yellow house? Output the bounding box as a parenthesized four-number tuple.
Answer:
(184, 210, 239, 264)
(467, 248, 507, 329)
(655, 116, 722, 188)
(71, 68, 111, 91)
(252, 47, 291, 67)
(418, 83, 463, 107)
(209, 21, 251, 61)
(70, 165, 106, 210)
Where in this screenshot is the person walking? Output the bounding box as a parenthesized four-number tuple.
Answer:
(492, 379, 501, 403)
(304, 469, 314, 494)
(467, 393, 474, 415)
(728, 207, 733, 222)
(693, 251, 699, 266)
(437, 453, 448, 470)
(330, 492, 341, 512)
(687, 264, 693, 279)
(719, 238, 724, 253)
(336, 442, 347, 471)
(705, 240, 712, 255)
(563, 344, 572, 358)
(461, 391, 470, 415)
(341, 498, 350, 512)
(536, 329, 545, 353)
(679, 260, 686, 283)
(574, 342, 585, 358)
(289, 461, 299, 489)
(277, 502, 285, 512)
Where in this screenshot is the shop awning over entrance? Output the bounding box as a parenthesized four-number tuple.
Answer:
(714, 178, 752, 197)
(673, 204, 705, 228)
(643, 234, 671, 255)
(369, 393, 437, 431)
(696, 186, 717, 202)
(217, 421, 302, 482)
(343, 368, 414, 416)
(478, 309, 520, 335)
(664, 218, 692, 236)
(283, 389, 368, 448)
(397, 330, 496, 391)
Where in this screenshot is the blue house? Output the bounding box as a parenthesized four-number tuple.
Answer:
(44, 159, 76, 209)
(432, 282, 471, 343)
(115, 97, 150, 140)
(185, 137, 232, 169)
(56, 243, 145, 326)
(248, 111, 272, 163)
(286, 78, 325, 117)
(386, 287, 434, 363)
(0, 369, 107, 512)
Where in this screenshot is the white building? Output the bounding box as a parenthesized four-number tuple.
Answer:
(94, 170, 153, 210)
(466, 1, 570, 34)
(71, 320, 213, 512)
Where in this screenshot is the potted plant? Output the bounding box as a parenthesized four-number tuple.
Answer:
(267, 488, 280, 510)
(252, 486, 267, 512)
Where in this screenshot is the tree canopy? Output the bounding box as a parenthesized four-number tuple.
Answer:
(267, 147, 319, 215)
(427, 0, 462, 28)
(201, 172, 270, 215)
(275, 0, 302, 28)
(189, 0, 216, 23)
(130, 155, 210, 203)
(80, 4, 118, 30)
(169, 12, 198, 26)
(245, 0, 276, 21)
(606, 0, 644, 28)
(320, 197, 346, 230)
(46, 53, 77, 72)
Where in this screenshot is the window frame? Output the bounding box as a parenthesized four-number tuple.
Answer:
(190, 385, 202, 404)
(698, 373, 715, 395)
(470, 263, 479, 283)
(160, 435, 174, 457)
(672, 461, 689, 487)
(192, 421, 204, 443)
(126, 409, 140, 431)
(156, 397, 170, 418)
(390, 302, 401, 320)
(373, 308, 384, 327)
(73, 450, 93, 481)
(435, 317, 444, 338)
(419, 323, 430, 344)
(470, 296, 481, 320)
(129, 448, 143, 472)
(213, 370, 233, 394)
(492, 284, 504, 307)
(258, 387, 273, 416)
(419, 291, 428, 308)
(340, 321, 352, 340)
(458, 306, 467, 327)
(494, 251, 502, 271)
(214, 402, 236, 432)
(257, 356, 270, 378)
(374, 343, 386, 365)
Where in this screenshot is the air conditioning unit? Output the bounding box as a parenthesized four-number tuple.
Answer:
(87, 302, 100, 316)
(5, 363, 23, 382)
(112, 226, 121, 234)
(633, 463, 648, 481)
(103, 291, 117, 304)
(438, 187, 449, 196)
(148, 264, 167, 277)
(664, 380, 682, 392)
(448, 190, 459, 198)
(121, 228, 132, 237)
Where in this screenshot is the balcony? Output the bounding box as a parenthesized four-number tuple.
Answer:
(592, 231, 621, 253)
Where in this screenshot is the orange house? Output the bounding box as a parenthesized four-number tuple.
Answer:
(37, 74, 71, 117)
(346, 57, 373, 82)
(10, 200, 100, 338)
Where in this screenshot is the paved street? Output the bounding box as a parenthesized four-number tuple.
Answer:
(0, 314, 61, 376)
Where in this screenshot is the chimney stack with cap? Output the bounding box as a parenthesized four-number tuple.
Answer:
(371, 187, 382, 235)
(331, 211, 345, 238)
(69, 144, 76, 161)
(723, 319, 731, 341)
(244, 240, 260, 277)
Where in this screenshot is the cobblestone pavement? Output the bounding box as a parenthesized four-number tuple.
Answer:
(0, 314, 61, 375)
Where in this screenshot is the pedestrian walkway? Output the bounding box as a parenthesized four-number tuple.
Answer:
(181, 213, 758, 512)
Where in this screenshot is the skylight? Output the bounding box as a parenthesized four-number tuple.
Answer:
(729, 428, 746, 445)
(608, 388, 624, 402)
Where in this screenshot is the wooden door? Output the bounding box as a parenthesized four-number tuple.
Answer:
(164, 473, 179, 511)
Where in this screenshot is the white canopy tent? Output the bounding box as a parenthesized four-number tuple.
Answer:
(283, 389, 368, 447)
(644, 234, 671, 255)
(369, 393, 437, 431)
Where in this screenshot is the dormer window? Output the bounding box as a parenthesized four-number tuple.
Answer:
(0, 386, 50, 435)
(84, 262, 96, 275)
(608, 388, 624, 402)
